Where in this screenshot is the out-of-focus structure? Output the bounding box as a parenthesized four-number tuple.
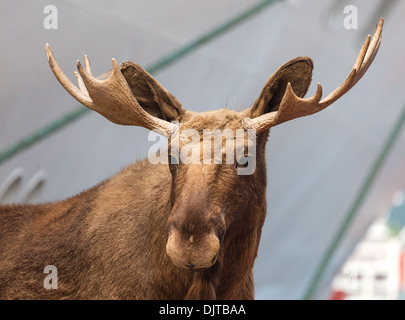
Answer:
(330, 190, 405, 300)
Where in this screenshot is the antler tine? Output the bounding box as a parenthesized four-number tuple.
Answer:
(318, 18, 384, 109)
(73, 54, 93, 95)
(83, 54, 93, 76)
(73, 68, 88, 95)
(357, 18, 383, 81)
(45, 43, 93, 108)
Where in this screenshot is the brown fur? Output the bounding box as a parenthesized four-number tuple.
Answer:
(0, 56, 315, 299)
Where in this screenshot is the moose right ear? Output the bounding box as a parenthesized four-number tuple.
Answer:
(120, 62, 183, 122)
(249, 57, 314, 118)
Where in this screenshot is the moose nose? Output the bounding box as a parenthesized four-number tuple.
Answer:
(166, 231, 220, 269)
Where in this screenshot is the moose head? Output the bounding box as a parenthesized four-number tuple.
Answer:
(45, 19, 383, 275)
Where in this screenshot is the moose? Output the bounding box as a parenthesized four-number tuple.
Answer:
(0, 19, 383, 299)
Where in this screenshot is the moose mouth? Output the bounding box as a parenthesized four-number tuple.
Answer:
(184, 250, 220, 270)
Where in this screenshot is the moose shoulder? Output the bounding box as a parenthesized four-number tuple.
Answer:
(0, 19, 383, 300)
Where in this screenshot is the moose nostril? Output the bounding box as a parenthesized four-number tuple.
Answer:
(185, 263, 195, 269)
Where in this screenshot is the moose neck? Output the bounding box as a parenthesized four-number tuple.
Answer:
(183, 191, 267, 300)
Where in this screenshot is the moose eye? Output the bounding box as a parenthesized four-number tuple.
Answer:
(235, 155, 251, 169)
(168, 155, 179, 173)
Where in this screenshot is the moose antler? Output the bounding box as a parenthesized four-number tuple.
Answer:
(45, 44, 176, 137)
(243, 18, 384, 133)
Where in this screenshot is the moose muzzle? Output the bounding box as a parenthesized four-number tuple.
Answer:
(166, 229, 220, 269)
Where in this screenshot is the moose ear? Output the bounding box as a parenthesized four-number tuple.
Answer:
(249, 57, 313, 118)
(120, 62, 183, 121)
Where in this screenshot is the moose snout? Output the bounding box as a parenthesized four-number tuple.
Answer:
(166, 230, 220, 269)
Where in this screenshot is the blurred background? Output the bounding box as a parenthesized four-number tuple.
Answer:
(1, 0, 405, 299)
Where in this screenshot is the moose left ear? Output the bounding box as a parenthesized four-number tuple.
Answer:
(249, 57, 313, 118)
